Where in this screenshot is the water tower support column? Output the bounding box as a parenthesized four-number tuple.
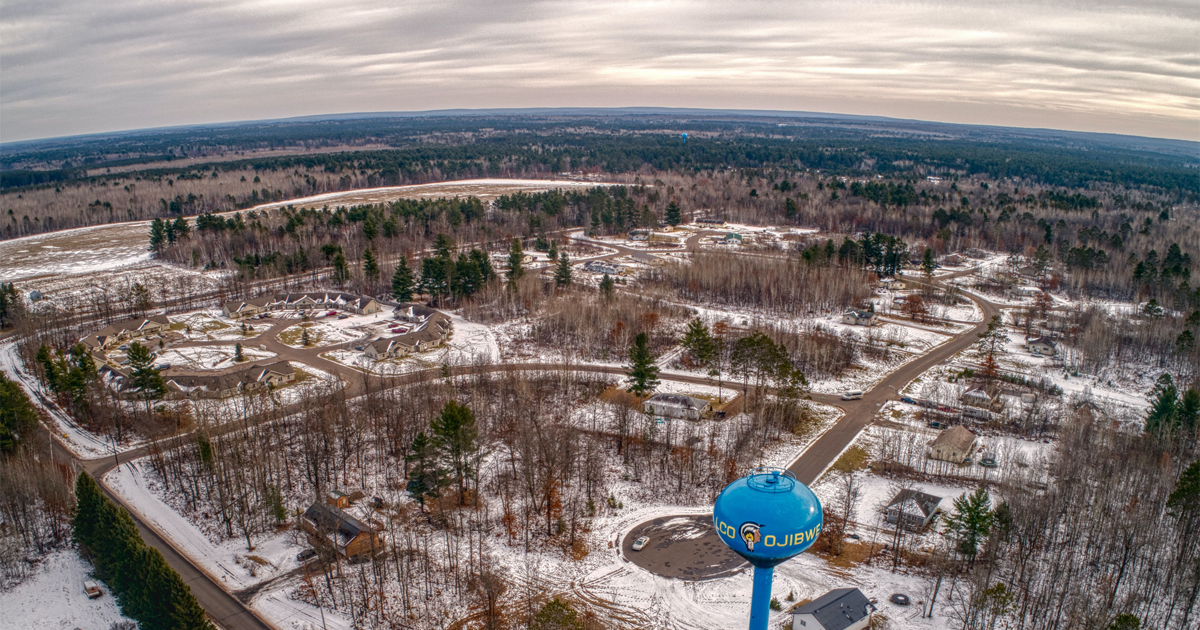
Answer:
(749, 565, 774, 630)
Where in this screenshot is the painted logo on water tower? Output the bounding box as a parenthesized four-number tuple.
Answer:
(739, 522, 762, 551)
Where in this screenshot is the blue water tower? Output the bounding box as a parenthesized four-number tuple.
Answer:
(714, 468, 822, 630)
(682, 132, 688, 144)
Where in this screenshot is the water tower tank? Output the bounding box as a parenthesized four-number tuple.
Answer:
(713, 468, 822, 630)
(713, 467, 822, 567)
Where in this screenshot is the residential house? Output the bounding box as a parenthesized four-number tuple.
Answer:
(928, 425, 978, 464)
(583, 260, 622, 275)
(88, 315, 172, 349)
(363, 336, 415, 360)
(841, 309, 877, 326)
(884, 489, 943, 532)
(724, 232, 744, 245)
(791, 588, 873, 630)
(628, 229, 650, 241)
(960, 387, 1003, 412)
(695, 217, 725, 226)
(880, 278, 906, 290)
(301, 502, 381, 558)
(940, 253, 966, 266)
(221, 295, 275, 319)
(1026, 336, 1057, 356)
(163, 361, 295, 399)
(643, 393, 712, 420)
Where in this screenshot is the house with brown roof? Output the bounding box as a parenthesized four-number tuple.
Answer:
(928, 425, 978, 464)
(164, 361, 295, 399)
(221, 295, 276, 319)
(301, 502, 381, 558)
(89, 314, 172, 348)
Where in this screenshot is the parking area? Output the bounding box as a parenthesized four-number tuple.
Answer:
(621, 514, 746, 580)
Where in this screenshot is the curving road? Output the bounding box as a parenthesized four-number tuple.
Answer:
(621, 278, 998, 579)
(34, 224, 992, 625)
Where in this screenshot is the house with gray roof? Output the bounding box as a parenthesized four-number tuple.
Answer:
(642, 393, 712, 420)
(885, 489, 944, 532)
(791, 588, 873, 630)
(301, 501, 381, 558)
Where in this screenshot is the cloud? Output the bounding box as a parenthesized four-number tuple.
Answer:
(1, 0, 1197, 142)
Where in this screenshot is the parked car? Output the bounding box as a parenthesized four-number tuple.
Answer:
(337, 314, 350, 320)
(927, 421, 946, 429)
(841, 390, 864, 401)
(900, 396, 919, 405)
(326, 310, 338, 317)
(632, 536, 650, 551)
(84, 580, 103, 599)
(296, 549, 317, 562)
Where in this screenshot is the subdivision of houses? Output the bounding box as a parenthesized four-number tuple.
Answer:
(884, 489, 944, 531)
(642, 393, 712, 420)
(222, 292, 382, 319)
(841, 308, 877, 326)
(301, 501, 381, 559)
(791, 588, 873, 630)
(928, 425, 978, 464)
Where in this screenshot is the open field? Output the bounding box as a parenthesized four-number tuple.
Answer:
(0, 178, 620, 282)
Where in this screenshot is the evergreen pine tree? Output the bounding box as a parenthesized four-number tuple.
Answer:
(599, 274, 615, 301)
(362, 216, 378, 240)
(681, 318, 716, 367)
(148, 219, 166, 253)
(363, 249, 379, 281)
(626, 332, 660, 396)
(922, 248, 936, 276)
(507, 238, 524, 286)
(1145, 373, 1179, 434)
(547, 240, 558, 262)
(430, 400, 479, 505)
(127, 343, 166, 400)
(332, 252, 349, 286)
(72, 472, 104, 554)
(234, 342, 244, 362)
(665, 201, 682, 226)
(554, 252, 572, 288)
(943, 487, 994, 561)
(391, 257, 416, 301)
(405, 432, 446, 512)
(172, 216, 190, 239)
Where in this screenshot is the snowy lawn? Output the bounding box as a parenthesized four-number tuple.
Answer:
(156, 345, 275, 370)
(0, 547, 134, 630)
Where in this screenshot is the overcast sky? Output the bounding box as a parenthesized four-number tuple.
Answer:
(2, 0, 1197, 143)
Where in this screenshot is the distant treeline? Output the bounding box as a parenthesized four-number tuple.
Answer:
(4, 116, 1198, 195)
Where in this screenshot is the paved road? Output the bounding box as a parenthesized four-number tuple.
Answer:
(622, 279, 998, 579)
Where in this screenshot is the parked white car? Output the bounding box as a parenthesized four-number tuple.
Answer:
(632, 536, 650, 551)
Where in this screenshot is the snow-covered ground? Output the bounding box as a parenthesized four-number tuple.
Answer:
(103, 461, 342, 628)
(156, 345, 276, 370)
(0, 547, 134, 630)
